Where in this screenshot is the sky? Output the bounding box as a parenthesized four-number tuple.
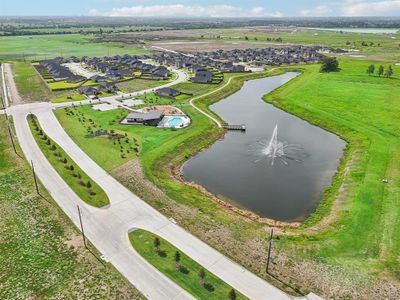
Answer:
(2, 0, 400, 17)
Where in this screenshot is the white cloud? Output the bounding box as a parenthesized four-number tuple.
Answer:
(300, 5, 331, 16)
(342, 0, 400, 16)
(90, 4, 283, 18)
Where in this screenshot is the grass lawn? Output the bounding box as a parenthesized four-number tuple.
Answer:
(116, 78, 168, 93)
(29, 115, 109, 207)
(0, 34, 152, 60)
(130, 229, 246, 299)
(138, 92, 174, 105)
(0, 115, 144, 299)
(51, 94, 86, 103)
(48, 80, 83, 90)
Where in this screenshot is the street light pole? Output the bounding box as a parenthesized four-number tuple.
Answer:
(266, 228, 274, 274)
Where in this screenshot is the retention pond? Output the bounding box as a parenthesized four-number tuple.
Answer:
(182, 72, 346, 222)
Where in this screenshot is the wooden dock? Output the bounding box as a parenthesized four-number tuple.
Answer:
(222, 124, 246, 131)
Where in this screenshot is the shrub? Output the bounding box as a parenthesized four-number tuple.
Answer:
(86, 181, 92, 188)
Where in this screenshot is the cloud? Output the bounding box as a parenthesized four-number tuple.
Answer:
(300, 5, 331, 16)
(342, 0, 400, 16)
(90, 4, 283, 18)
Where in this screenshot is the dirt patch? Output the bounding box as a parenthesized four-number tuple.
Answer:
(64, 233, 84, 249)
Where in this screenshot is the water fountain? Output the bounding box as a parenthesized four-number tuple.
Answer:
(254, 124, 307, 165)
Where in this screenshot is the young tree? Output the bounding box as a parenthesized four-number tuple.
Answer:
(385, 65, 394, 78)
(86, 181, 92, 188)
(154, 237, 160, 253)
(174, 251, 181, 269)
(366, 64, 375, 76)
(70, 165, 74, 171)
(229, 289, 237, 300)
(244, 36, 249, 40)
(320, 57, 339, 73)
(199, 268, 206, 286)
(378, 65, 384, 77)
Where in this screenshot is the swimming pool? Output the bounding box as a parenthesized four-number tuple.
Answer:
(167, 117, 184, 127)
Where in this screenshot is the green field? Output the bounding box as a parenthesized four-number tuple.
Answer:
(56, 60, 400, 297)
(29, 115, 109, 207)
(51, 94, 86, 103)
(0, 34, 151, 60)
(0, 116, 144, 299)
(13, 61, 84, 101)
(264, 59, 400, 277)
(116, 78, 170, 93)
(130, 229, 245, 299)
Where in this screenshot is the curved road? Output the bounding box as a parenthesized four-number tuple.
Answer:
(3, 64, 321, 300)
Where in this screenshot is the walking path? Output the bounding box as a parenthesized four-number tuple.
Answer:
(4, 64, 321, 300)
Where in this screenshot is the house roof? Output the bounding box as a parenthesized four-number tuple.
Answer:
(126, 110, 164, 121)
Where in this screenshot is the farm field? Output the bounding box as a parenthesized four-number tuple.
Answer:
(55, 59, 400, 298)
(130, 229, 246, 299)
(0, 115, 144, 299)
(0, 34, 151, 61)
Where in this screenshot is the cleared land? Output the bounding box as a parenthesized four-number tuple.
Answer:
(130, 229, 246, 299)
(0, 115, 144, 299)
(56, 60, 400, 298)
(29, 115, 109, 207)
(0, 34, 151, 60)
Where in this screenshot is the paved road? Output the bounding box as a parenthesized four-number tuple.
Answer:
(4, 65, 321, 300)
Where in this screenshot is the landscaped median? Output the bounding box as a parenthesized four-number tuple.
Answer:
(129, 229, 246, 299)
(28, 114, 109, 207)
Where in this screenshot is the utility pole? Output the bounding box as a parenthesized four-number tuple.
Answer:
(7, 124, 18, 156)
(31, 160, 39, 194)
(77, 205, 87, 248)
(266, 228, 274, 274)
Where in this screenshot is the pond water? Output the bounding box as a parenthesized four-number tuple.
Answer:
(182, 73, 346, 222)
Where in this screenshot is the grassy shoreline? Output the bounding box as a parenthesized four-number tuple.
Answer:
(28, 114, 109, 207)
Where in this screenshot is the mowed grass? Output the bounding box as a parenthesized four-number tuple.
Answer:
(264, 59, 400, 276)
(51, 94, 86, 103)
(130, 229, 246, 299)
(0, 34, 151, 60)
(116, 78, 169, 93)
(0, 116, 144, 299)
(29, 115, 109, 207)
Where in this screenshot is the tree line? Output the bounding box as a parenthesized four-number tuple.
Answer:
(366, 64, 394, 78)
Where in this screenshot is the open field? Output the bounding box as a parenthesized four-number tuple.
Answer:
(56, 59, 400, 298)
(116, 78, 170, 93)
(12, 61, 84, 102)
(0, 115, 144, 299)
(29, 115, 109, 207)
(0, 34, 151, 61)
(130, 229, 246, 299)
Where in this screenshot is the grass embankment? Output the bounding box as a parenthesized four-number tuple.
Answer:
(264, 59, 400, 277)
(0, 115, 144, 299)
(130, 229, 245, 299)
(28, 114, 109, 207)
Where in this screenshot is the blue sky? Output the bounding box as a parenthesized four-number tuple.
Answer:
(2, 0, 400, 17)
